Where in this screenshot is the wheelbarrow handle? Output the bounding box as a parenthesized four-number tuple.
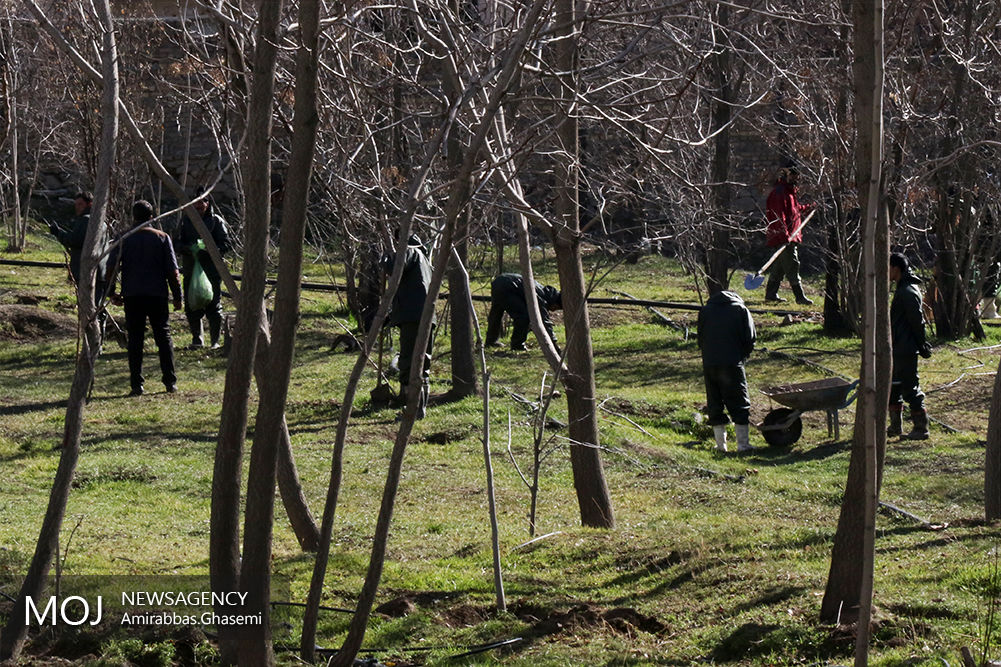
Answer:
(838, 379, 861, 410)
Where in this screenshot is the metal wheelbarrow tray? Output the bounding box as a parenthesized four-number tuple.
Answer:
(758, 377, 859, 446)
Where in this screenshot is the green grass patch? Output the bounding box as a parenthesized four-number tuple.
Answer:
(2, 235, 1000, 664)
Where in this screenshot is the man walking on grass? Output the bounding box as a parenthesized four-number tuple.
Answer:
(109, 201, 182, 397)
(764, 165, 814, 305)
(888, 252, 932, 440)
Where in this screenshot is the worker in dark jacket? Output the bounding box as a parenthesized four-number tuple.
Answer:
(109, 201, 183, 396)
(697, 291, 756, 452)
(888, 252, 931, 439)
(381, 233, 435, 418)
(485, 273, 562, 352)
(49, 191, 109, 335)
(177, 191, 230, 349)
(764, 166, 814, 305)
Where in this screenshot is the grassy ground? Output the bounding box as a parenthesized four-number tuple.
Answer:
(1, 232, 1000, 666)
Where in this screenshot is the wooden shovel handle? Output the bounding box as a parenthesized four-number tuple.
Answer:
(756, 208, 817, 276)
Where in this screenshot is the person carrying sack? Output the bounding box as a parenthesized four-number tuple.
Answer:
(177, 189, 230, 349)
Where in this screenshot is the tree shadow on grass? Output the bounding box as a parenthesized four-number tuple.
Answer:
(730, 585, 805, 614)
(0, 397, 68, 417)
(744, 440, 850, 466)
(709, 621, 846, 664)
(876, 528, 992, 554)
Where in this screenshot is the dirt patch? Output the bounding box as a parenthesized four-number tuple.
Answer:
(601, 397, 667, 419)
(588, 305, 655, 329)
(0, 304, 76, 341)
(374, 590, 465, 618)
(421, 424, 475, 445)
(929, 371, 994, 433)
(509, 600, 668, 637)
(438, 603, 489, 628)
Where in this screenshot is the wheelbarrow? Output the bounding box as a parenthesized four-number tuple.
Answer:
(758, 377, 860, 446)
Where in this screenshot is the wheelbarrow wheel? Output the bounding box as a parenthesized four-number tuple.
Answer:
(761, 408, 803, 447)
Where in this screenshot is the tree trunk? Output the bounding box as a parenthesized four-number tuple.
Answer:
(442, 14, 479, 400)
(821, 7, 888, 660)
(237, 1, 319, 664)
(551, 0, 614, 528)
(931, 0, 979, 342)
(705, 3, 732, 295)
(0, 0, 117, 658)
(276, 418, 320, 551)
(210, 1, 283, 662)
(985, 355, 1001, 520)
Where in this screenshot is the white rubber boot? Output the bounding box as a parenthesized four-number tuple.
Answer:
(982, 297, 1000, 319)
(713, 424, 728, 453)
(736, 423, 754, 452)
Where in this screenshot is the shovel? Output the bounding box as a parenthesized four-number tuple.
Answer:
(743, 208, 817, 290)
(369, 326, 397, 407)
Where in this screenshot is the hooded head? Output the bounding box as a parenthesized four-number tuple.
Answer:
(541, 285, 562, 310)
(889, 252, 913, 282)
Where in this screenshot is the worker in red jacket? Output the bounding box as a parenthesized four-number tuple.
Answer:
(764, 165, 814, 305)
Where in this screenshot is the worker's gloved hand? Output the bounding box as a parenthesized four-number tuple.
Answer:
(919, 342, 932, 359)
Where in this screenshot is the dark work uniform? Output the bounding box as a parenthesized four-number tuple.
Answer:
(113, 228, 182, 394)
(890, 272, 926, 412)
(177, 208, 230, 346)
(53, 211, 109, 326)
(697, 291, 756, 426)
(485, 273, 561, 352)
(381, 238, 435, 394)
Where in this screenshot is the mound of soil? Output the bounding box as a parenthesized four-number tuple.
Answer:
(0, 304, 76, 341)
(510, 600, 668, 637)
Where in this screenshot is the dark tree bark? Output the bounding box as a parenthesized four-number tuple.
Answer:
(209, 0, 283, 661)
(0, 0, 117, 659)
(985, 355, 1001, 520)
(930, 0, 983, 342)
(442, 10, 479, 400)
(237, 0, 320, 664)
(705, 3, 733, 295)
(551, 0, 614, 528)
(821, 7, 890, 659)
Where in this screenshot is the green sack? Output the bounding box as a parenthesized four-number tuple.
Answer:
(187, 241, 214, 311)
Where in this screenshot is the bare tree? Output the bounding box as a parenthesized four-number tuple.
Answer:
(0, 0, 117, 657)
(237, 0, 321, 663)
(209, 0, 283, 661)
(821, 4, 891, 657)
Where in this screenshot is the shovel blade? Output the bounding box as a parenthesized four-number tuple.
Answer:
(744, 273, 766, 290)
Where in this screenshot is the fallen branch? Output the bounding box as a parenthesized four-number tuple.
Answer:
(878, 501, 947, 530)
(608, 288, 689, 338)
